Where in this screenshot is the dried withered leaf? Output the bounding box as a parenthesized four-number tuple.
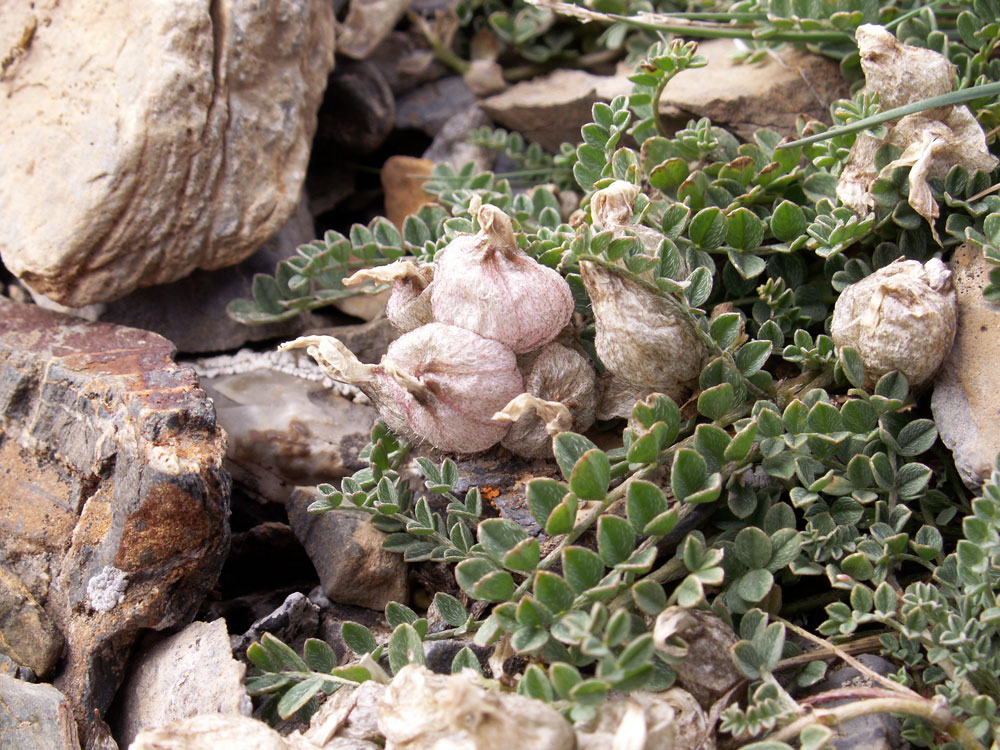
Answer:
(831, 258, 957, 390)
(856, 24, 956, 110)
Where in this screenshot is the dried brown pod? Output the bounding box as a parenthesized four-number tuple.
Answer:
(377, 665, 576, 750)
(346, 260, 434, 332)
(838, 26, 999, 241)
(581, 261, 705, 402)
(431, 202, 574, 354)
(493, 343, 598, 458)
(831, 258, 957, 390)
(653, 607, 742, 711)
(575, 688, 713, 750)
(280, 323, 523, 453)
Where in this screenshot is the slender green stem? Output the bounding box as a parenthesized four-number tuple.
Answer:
(883, 0, 951, 31)
(778, 81, 1000, 150)
(605, 13, 853, 44)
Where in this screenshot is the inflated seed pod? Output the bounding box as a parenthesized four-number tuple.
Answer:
(591, 180, 673, 263)
(580, 260, 705, 402)
(493, 343, 597, 458)
(431, 203, 574, 354)
(345, 260, 434, 333)
(831, 258, 956, 390)
(280, 323, 523, 453)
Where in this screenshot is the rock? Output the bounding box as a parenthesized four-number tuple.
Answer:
(575, 689, 714, 750)
(802, 655, 903, 750)
(129, 713, 289, 750)
(932, 244, 1000, 489)
(381, 157, 437, 229)
(0, 652, 38, 682)
(219, 523, 317, 599)
(0, 674, 80, 750)
(196, 366, 376, 505)
(453, 454, 561, 536)
(378, 665, 575, 750)
(0, 299, 230, 742)
(397, 77, 479, 137)
(652, 607, 742, 710)
(423, 640, 492, 676)
(480, 69, 628, 153)
(231, 592, 320, 662)
(370, 31, 446, 95)
(314, 60, 396, 158)
(0, 563, 64, 678)
(481, 40, 848, 150)
(423, 106, 496, 172)
(110, 620, 251, 749)
(287, 488, 409, 611)
(1, 0, 335, 307)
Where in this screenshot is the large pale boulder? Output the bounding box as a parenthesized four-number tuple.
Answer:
(0, 0, 335, 306)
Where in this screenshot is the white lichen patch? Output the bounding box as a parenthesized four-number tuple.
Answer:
(87, 565, 129, 613)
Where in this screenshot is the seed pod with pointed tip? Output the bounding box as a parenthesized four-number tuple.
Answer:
(581, 261, 705, 402)
(832, 258, 957, 390)
(281, 323, 523, 453)
(431, 203, 574, 354)
(346, 260, 434, 332)
(494, 343, 597, 458)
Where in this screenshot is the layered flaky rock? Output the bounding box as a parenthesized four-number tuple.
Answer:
(0, 299, 230, 743)
(0, 0, 335, 306)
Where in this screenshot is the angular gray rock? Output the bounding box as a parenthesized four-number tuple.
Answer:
(1, 0, 335, 306)
(0, 299, 230, 743)
(932, 243, 1000, 489)
(111, 619, 250, 749)
(0, 675, 80, 750)
(0, 563, 64, 679)
(397, 77, 478, 137)
(287, 488, 409, 611)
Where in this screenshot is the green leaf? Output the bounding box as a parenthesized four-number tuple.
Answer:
(247, 643, 280, 673)
(512, 626, 550, 654)
(455, 558, 500, 597)
(562, 546, 606, 593)
(518, 664, 555, 701)
(451, 647, 483, 674)
(534, 571, 576, 614)
(434, 593, 468, 627)
(473, 570, 517, 603)
(839, 347, 866, 389)
(626, 481, 668, 534)
(698, 383, 735, 421)
(632, 580, 667, 615)
(735, 340, 772, 376)
(770, 200, 806, 242)
(597, 515, 637, 567)
(341, 622, 378, 655)
(570, 448, 611, 501)
(251, 274, 285, 315)
(549, 662, 583, 699)
(385, 602, 418, 628)
(686, 266, 714, 308)
(478, 519, 529, 564)
(245, 674, 291, 695)
(388, 623, 425, 674)
(303, 639, 337, 673)
(671, 449, 708, 502)
(728, 250, 767, 280)
(261, 633, 309, 672)
(689, 207, 728, 250)
(737, 569, 774, 602)
(735, 527, 773, 570)
(545, 495, 578, 537)
(710, 312, 743, 349)
(725, 421, 757, 463)
(331, 665, 372, 683)
(503, 537, 541, 573)
(569, 678, 609, 706)
(553, 433, 599, 482)
(727, 208, 765, 251)
(895, 420, 937, 457)
(527, 479, 569, 528)
(277, 678, 323, 720)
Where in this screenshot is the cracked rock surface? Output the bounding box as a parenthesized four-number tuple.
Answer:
(0, 0, 335, 306)
(0, 299, 231, 743)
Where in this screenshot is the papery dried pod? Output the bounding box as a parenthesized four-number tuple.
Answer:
(595, 374, 658, 421)
(581, 261, 705, 401)
(281, 323, 523, 453)
(346, 260, 434, 332)
(653, 607, 742, 711)
(574, 688, 714, 750)
(431, 202, 574, 354)
(377, 665, 576, 750)
(856, 24, 956, 110)
(831, 258, 956, 390)
(592, 180, 641, 230)
(494, 343, 597, 458)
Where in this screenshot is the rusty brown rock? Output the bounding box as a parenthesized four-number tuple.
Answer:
(0, 298, 230, 743)
(0, 563, 64, 678)
(381, 156, 437, 230)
